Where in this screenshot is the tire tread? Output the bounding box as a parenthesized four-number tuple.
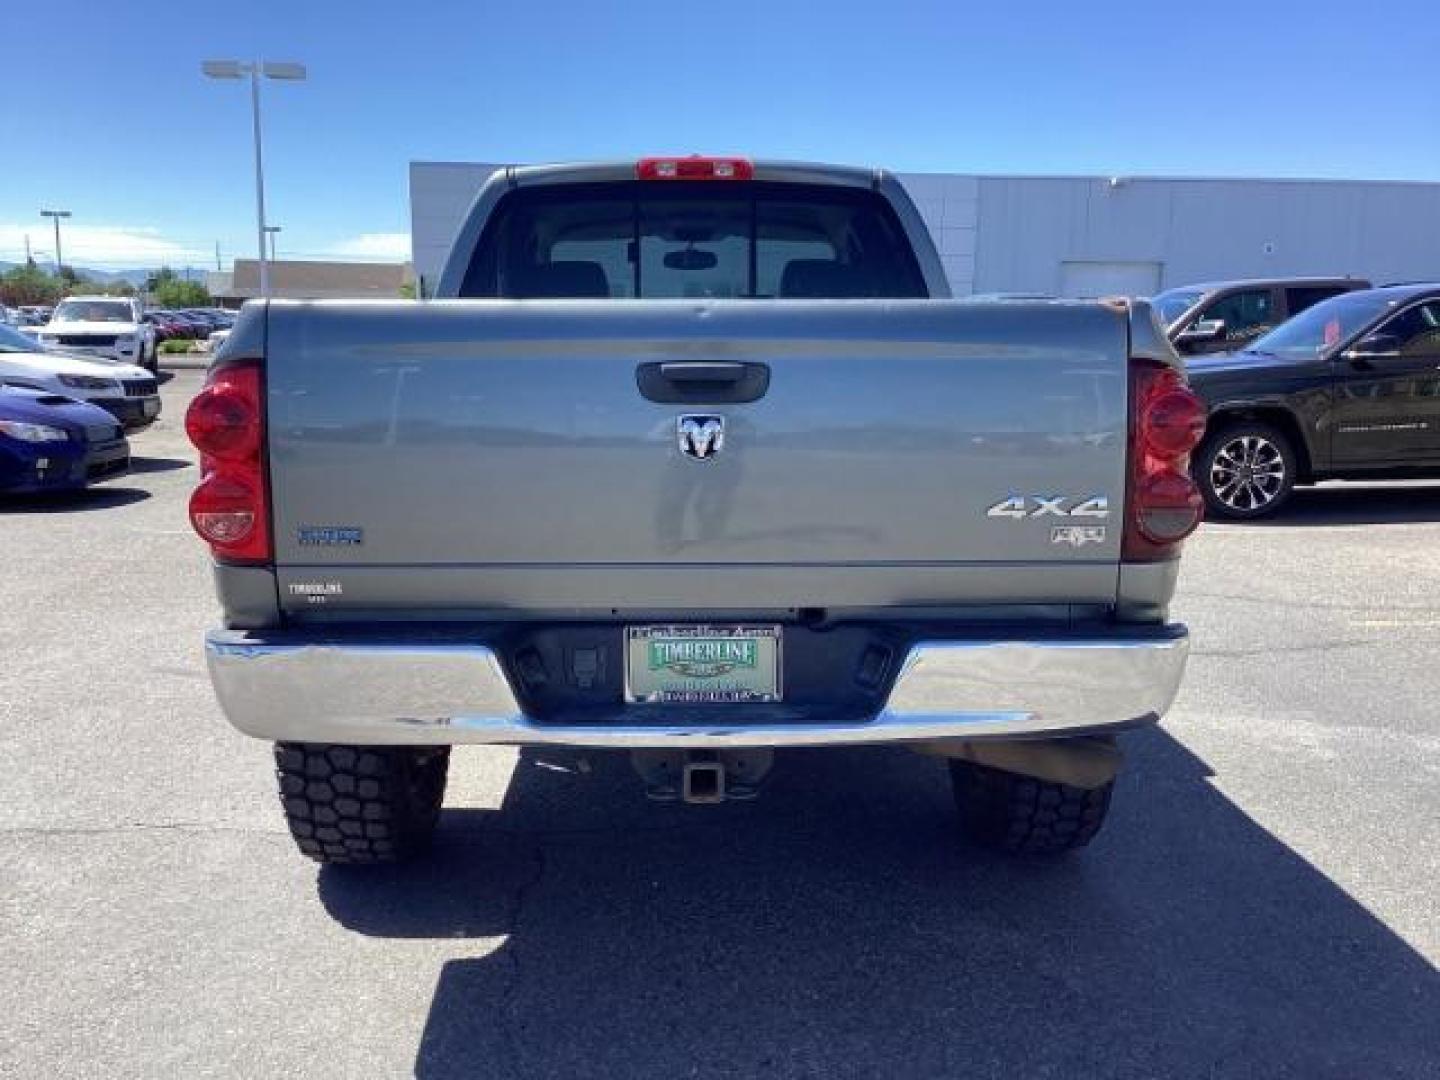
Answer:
(274, 743, 448, 865)
(950, 759, 1113, 855)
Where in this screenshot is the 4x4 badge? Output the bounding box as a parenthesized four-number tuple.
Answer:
(986, 495, 1109, 519)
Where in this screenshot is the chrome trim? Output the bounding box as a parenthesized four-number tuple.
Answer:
(204, 630, 1188, 748)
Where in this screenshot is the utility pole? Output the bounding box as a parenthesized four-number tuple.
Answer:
(23, 234, 32, 265)
(40, 209, 72, 273)
(215, 241, 222, 271)
(202, 60, 307, 299)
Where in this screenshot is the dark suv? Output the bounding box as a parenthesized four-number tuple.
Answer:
(1154, 277, 1370, 356)
(1185, 283, 1440, 518)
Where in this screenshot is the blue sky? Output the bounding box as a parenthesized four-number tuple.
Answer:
(3, 0, 1438, 270)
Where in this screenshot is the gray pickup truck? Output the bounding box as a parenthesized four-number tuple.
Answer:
(188, 157, 1205, 865)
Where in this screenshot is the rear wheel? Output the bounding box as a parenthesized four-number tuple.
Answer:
(275, 743, 449, 864)
(1194, 420, 1297, 520)
(949, 758, 1113, 855)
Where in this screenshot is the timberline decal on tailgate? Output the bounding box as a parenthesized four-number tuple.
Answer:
(287, 580, 344, 604)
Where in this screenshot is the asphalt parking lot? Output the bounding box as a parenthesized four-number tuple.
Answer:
(2, 367, 1438, 1079)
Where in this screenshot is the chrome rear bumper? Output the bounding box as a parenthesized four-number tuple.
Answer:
(204, 628, 1188, 748)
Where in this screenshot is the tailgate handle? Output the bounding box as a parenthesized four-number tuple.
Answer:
(660, 362, 746, 383)
(637, 361, 770, 403)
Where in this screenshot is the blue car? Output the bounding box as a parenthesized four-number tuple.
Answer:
(0, 385, 130, 494)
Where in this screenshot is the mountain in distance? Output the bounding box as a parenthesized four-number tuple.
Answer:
(0, 261, 212, 287)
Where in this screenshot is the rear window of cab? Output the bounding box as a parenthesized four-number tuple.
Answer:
(460, 182, 927, 300)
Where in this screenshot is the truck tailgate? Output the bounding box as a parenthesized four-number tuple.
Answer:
(263, 299, 1130, 615)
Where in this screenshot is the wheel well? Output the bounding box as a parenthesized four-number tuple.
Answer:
(1204, 407, 1313, 482)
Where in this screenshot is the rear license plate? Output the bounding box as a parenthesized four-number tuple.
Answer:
(626, 625, 781, 704)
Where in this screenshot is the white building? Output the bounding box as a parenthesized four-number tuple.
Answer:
(207, 260, 414, 307)
(410, 161, 1440, 298)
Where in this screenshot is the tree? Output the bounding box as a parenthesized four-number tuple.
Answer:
(144, 265, 208, 307)
(71, 277, 135, 297)
(153, 278, 210, 308)
(0, 264, 138, 306)
(0, 264, 62, 306)
(145, 266, 179, 293)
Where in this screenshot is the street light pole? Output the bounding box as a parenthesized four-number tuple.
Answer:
(40, 209, 71, 274)
(202, 59, 306, 301)
(249, 64, 269, 298)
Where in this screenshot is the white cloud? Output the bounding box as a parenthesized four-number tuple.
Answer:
(0, 222, 205, 267)
(0, 222, 415, 268)
(329, 232, 411, 261)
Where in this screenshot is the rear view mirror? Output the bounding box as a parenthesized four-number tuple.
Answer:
(664, 249, 718, 272)
(1342, 332, 1400, 364)
(1177, 318, 1225, 344)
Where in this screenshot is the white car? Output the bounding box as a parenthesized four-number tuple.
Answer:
(34, 296, 158, 373)
(0, 323, 161, 430)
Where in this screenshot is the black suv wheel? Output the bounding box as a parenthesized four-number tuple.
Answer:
(1194, 420, 1297, 520)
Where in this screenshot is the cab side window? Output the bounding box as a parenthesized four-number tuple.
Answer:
(1376, 301, 1440, 359)
(1199, 289, 1277, 343)
(1286, 286, 1347, 317)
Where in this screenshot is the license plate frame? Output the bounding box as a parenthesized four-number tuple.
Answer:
(625, 625, 782, 704)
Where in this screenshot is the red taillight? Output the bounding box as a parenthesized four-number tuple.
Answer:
(636, 155, 754, 181)
(1140, 386, 1207, 459)
(185, 361, 270, 563)
(190, 471, 266, 556)
(1124, 359, 1205, 560)
(184, 379, 259, 462)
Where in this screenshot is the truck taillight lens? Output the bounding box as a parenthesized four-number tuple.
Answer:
(190, 472, 262, 547)
(636, 156, 754, 181)
(1125, 359, 1205, 560)
(1140, 385, 1207, 458)
(185, 361, 270, 563)
(184, 379, 259, 461)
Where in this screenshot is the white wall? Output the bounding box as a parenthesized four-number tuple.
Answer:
(409, 163, 1440, 298)
(893, 173, 979, 294)
(408, 161, 503, 294)
(972, 175, 1440, 296)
